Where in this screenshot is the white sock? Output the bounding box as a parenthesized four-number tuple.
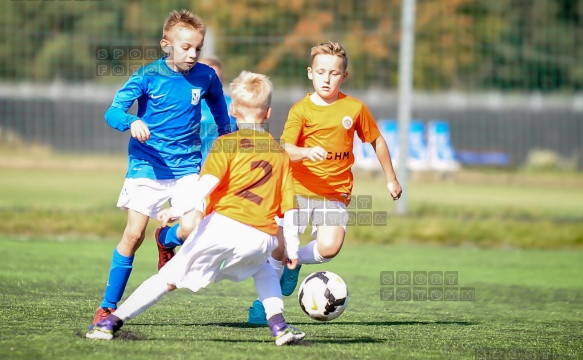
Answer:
(113, 274, 170, 322)
(253, 262, 284, 319)
(268, 256, 283, 279)
(297, 240, 331, 264)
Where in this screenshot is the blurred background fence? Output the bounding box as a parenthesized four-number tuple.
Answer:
(1, 0, 582, 169)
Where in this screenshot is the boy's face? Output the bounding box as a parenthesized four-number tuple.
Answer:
(307, 54, 347, 102)
(160, 26, 204, 72)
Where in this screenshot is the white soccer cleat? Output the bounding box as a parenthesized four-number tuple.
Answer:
(274, 325, 305, 346)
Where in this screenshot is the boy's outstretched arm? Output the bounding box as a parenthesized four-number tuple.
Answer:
(205, 76, 232, 136)
(371, 135, 402, 201)
(283, 143, 327, 162)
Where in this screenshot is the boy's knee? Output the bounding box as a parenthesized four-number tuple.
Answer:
(177, 223, 196, 239)
(318, 244, 341, 259)
(121, 228, 145, 250)
(179, 211, 203, 239)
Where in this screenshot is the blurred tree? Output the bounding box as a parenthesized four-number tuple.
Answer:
(468, 0, 583, 91)
(0, 0, 581, 92)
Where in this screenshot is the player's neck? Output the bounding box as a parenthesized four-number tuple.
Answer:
(310, 92, 339, 106)
(163, 58, 177, 72)
(236, 121, 268, 132)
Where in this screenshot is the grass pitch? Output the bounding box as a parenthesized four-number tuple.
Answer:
(0, 237, 581, 359)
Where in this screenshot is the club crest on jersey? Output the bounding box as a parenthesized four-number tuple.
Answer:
(342, 116, 353, 130)
(191, 88, 201, 105)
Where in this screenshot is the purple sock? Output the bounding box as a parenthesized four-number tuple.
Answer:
(267, 313, 288, 336)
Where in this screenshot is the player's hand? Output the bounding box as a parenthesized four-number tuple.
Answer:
(304, 146, 327, 162)
(157, 209, 174, 227)
(283, 256, 299, 270)
(130, 119, 150, 143)
(387, 180, 402, 201)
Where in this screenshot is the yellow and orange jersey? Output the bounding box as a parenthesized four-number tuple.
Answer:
(201, 128, 296, 235)
(281, 92, 381, 204)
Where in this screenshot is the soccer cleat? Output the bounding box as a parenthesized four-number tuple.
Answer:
(247, 299, 268, 325)
(87, 307, 115, 331)
(155, 226, 175, 270)
(274, 325, 305, 346)
(86, 314, 124, 340)
(280, 264, 302, 296)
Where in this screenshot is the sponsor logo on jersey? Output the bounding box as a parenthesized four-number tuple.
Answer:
(342, 116, 353, 130)
(191, 88, 201, 105)
(326, 151, 350, 160)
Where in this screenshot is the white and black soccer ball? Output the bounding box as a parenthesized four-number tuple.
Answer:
(297, 271, 349, 321)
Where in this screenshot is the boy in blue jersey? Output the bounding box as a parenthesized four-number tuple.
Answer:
(89, 9, 232, 329)
(153, 57, 238, 278)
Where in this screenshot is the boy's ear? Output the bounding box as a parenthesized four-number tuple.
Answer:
(160, 39, 171, 54)
(307, 67, 313, 80)
(342, 71, 349, 82)
(265, 106, 272, 120)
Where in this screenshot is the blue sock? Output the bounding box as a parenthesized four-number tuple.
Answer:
(159, 225, 183, 248)
(100, 249, 134, 309)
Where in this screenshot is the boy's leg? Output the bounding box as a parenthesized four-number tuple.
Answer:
(92, 210, 148, 326)
(87, 274, 173, 339)
(281, 224, 346, 297)
(249, 230, 285, 324)
(252, 262, 304, 345)
(155, 209, 203, 269)
(298, 224, 345, 263)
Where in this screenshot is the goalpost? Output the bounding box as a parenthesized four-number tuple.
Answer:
(396, 0, 417, 215)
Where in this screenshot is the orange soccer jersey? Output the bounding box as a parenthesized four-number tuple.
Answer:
(201, 128, 296, 235)
(281, 92, 381, 204)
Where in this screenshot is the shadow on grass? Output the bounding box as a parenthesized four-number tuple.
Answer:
(75, 329, 146, 341)
(129, 320, 477, 328)
(204, 337, 384, 345)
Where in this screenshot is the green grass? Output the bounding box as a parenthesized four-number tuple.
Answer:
(1, 155, 583, 248)
(0, 238, 581, 359)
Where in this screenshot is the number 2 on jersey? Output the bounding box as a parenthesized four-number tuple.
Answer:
(235, 160, 273, 205)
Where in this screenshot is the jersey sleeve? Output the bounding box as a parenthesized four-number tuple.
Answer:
(200, 137, 231, 180)
(355, 103, 382, 144)
(104, 72, 145, 132)
(280, 103, 304, 146)
(204, 75, 232, 136)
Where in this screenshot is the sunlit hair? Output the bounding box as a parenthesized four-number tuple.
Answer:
(230, 71, 272, 117)
(199, 56, 223, 70)
(310, 41, 348, 71)
(162, 9, 206, 39)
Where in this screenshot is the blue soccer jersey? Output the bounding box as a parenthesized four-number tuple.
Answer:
(104, 58, 231, 180)
(200, 95, 237, 163)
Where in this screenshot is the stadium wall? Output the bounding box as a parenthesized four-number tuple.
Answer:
(1, 83, 581, 169)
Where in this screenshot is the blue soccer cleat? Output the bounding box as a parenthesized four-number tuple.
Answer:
(86, 314, 124, 340)
(280, 264, 302, 296)
(247, 299, 267, 325)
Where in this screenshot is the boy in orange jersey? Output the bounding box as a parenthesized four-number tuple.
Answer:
(86, 71, 305, 346)
(248, 41, 402, 323)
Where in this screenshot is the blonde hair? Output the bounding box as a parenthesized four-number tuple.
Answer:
(230, 71, 272, 117)
(310, 41, 348, 71)
(162, 10, 205, 39)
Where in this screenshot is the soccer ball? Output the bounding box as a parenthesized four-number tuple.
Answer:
(297, 271, 349, 321)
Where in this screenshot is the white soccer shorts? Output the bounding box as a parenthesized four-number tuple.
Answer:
(116, 173, 204, 219)
(158, 211, 279, 292)
(277, 195, 348, 235)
